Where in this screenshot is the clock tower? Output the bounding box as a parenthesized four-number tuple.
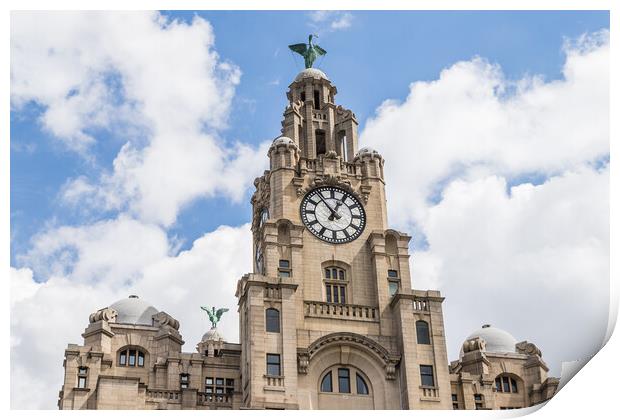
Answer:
(236, 66, 452, 409)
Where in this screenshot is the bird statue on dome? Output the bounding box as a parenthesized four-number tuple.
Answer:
(288, 34, 327, 69)
(200, 306, 229, 329)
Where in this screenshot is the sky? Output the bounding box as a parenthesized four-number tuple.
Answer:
(9, 10, 609, 409)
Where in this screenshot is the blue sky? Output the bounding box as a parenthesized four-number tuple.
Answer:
(10, 10, 609, 266)
(9, 11, 610, 408)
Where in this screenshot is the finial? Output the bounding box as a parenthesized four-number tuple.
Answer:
(288, 34, 327, 69)
(200, 305, 229, 329)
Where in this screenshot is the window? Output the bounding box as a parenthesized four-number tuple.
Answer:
(259, 208, 269, 228)
(420, 365, 435, 387)
(315, 130, 326, 155)
(266, 354, 281, 376)
(338, 368, 350, 393)
(474, 394, 484, 410)
(278, 259, 291, 278)
(320, 371, 333, 392)
(300, 91, 306, 102)
(356, 373, 369, 395)
(266, 308, 280, 333)
(452, 394, 459, 410)
(180, 373, 190, 389)
(388, 269, 399, 278)
(118, 348, 145, 367)
(205, 377, 234, 395)
(320, 367, 371, 395)
(77, 367, 88, 389)
(313, 90, 320, 109)
(495, 375, 518, 393)
(416, 320, 431, 344)
(388, 280, 399, 297)
(324, 266, 347, 303)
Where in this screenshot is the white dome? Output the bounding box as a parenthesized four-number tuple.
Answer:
(356, 147, 380, 155)
(201, 327, 225, 342)
(294, 68, 329, 82)
(109, 295, 159, 326)
(272, 136, 295, 146)
(462, 324, 518, 355)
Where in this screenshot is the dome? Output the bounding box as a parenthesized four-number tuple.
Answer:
(109, 295, 159, 326)
(271, 136, 295, 147)
(201, 327, 225, 342)
(462, 324, 518, 355)
(294, 67, 329, 82)
(354, 147, 383, 160)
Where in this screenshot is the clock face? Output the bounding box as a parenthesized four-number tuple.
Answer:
(300, 186, 366, 244)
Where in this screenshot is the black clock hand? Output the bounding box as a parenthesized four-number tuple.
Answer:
(329, 200, 344, 221)
(317, 193, 341, 220)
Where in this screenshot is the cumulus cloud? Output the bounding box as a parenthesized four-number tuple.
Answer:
(11, 11, 268, 226)
(360, 30, 609, 374)
(11, 224, 252, 409)
(308, 11, 354, 32)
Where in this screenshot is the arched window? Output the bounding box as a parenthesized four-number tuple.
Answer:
(324, 266, 347, 303)
(320, 371, 333, 392)
(416, 320, 431, 344)
(495, 375, 518, 393)
(266, 308, 280, 333)
(118, 347, 146, 367)
(319, 366, 371, 396)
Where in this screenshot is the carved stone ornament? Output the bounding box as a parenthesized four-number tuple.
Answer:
(335, 105, 356, 123)
(298, 332, 400, 380)
(89, 307, 118, 324)
(516, 341, 542, 357)
(296, 174, 365, 205)
(297, 352, 310, 374)
(251, 173, 270, 230)
(462, 337, 486, 354)
(152, 312, 180, 331)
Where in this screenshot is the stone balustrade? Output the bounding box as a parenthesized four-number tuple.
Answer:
(304, 300, 379, 322)
(146, 390, 180, 401)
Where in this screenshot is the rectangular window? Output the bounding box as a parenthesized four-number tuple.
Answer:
(325, 268, 331, 279)
(326, 283, 346, 303)
(119, 352, 126, 366)
(266, 354, 281, 376)
(314, 90, 320, 109)
(475, 403, 483, 410)
(502, 376, 510, 393)
(420, 365, 435, 387)
(128, 349, 136, 366)
(388, 280, 399, 297)
(451, 394, 458, 402)
(278, 269, 290, 277)
(338, 368, 350, 393)
(180, 374, 190, 389)
(215, 387, 224, 394)
(77, 376, 87, 389)
(315, 130, 326, 155)
(510, 378, 518, 393)
(206, 377, 213, 385)
(216, 377, 224, 385)
(453, 403, 459, 410)
(137, 353, 144, 367)
(495, 377, 502, 392)
(78, 367, 88, 375)
(279, 260, 290, 268)
(388, 269, 399, 278)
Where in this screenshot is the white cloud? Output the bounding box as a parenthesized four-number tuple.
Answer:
(308, 11, 354, 32)
(360, 31, 609, 375)
(11, 223, 252, 409)
(11, 11, 268, 227)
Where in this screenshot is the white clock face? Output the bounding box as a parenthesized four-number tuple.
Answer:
(300, 186, 366, 244)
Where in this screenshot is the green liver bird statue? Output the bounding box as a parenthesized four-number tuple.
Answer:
(200, 306, 229, 329)
(289, 34, 327, 69)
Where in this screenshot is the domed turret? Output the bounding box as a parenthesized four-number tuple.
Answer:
(294, 67, 329, 82)
(109, 295, 159, 326)
(354, 146, 382, 160)
(460, 324, 518, 356)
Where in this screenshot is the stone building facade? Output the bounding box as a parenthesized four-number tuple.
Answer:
(58, 68, 559, 410)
